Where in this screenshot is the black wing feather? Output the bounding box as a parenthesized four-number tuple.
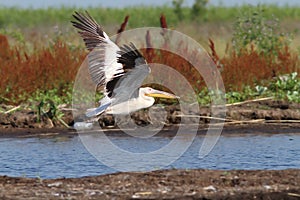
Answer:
(71, 11, 106, 51)
(106, 43, 147, 98)
(117, 43, 146, 71)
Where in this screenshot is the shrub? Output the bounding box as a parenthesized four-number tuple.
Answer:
(191, 0, 208, 21)
(172, 0, 185, 20)
(0, 34, 86, 104)
(207, 5, 299, 93)
(232, 5, 292, 58)
(267, 72, 300, 102)
(219, 45, 299, 91)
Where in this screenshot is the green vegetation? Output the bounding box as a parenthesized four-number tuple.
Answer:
(224, 72, 300, 104)
(232, 5, 292, 57)
(1, 5, 300, 28)
(0, 4, 299, 116)
(210, 5, 299, 105)
(268, 72, 300, 102)
(23, 90, 70, 127)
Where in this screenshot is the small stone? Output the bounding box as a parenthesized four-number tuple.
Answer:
(263, 185, 272, 190)
(203, 185, 217, 192)
(47, 181, 63, 187)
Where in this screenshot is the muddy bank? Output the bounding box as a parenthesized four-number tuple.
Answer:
(0, 99, 299, 131)
(1, 122, 300, 138)
(0, 169, 299, 199)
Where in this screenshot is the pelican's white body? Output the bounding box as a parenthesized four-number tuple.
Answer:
(85, 86, 178, 117)
(106, 88, 155, 115)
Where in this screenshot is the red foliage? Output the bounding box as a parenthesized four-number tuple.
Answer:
(141, 48, 205, 92)
(142, 33, 299, 93)
(145, 30, 155, 63)
(208, 38, 222, 70)
(0, 34, 86, 104)
(115, 15, 130, 45)
(209, 39, 299, 91)
(160, 14, 168, 29)
(117, 15, 129, 34)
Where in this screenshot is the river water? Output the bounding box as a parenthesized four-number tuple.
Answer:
(0, 133, 299, 179)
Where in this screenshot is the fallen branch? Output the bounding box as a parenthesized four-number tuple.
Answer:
(265, 120, 300, 123)
(4, 105, 21, 114)
(288, 193, 300, 198)
(208, 119, 300, 126)
(59, 108, 77, 111)
(211, 119, 265, 126)
(57, 118, 70, 128)
(47, 118, 54, 128)
(226, 97, 274, 107)
(176, 115, 234, 122)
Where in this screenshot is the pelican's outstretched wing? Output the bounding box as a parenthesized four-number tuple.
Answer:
(71, 11, 108, 50)
(110, 43, 150, 104)
(71, 11, 124, 89)
(72, 11, 150, 116)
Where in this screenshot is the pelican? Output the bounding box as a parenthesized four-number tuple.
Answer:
(72, 11, 179, 117)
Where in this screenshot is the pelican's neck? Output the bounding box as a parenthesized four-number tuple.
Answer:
(139, 88, 155, 106)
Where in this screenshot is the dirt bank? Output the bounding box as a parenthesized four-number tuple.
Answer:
(0, 99, 299, 131)
(0, 169, 299, 199)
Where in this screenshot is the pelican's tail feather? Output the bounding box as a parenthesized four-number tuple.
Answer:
(86, 103, 111, 117)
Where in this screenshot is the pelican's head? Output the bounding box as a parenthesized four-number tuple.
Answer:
(142, 87, 179, 99)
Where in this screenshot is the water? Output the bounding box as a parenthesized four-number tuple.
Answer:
(0, 133, 299, 179)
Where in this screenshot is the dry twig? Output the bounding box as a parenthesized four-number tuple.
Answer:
(4, 105, 21, 114)
(226, 97, 274, 107)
